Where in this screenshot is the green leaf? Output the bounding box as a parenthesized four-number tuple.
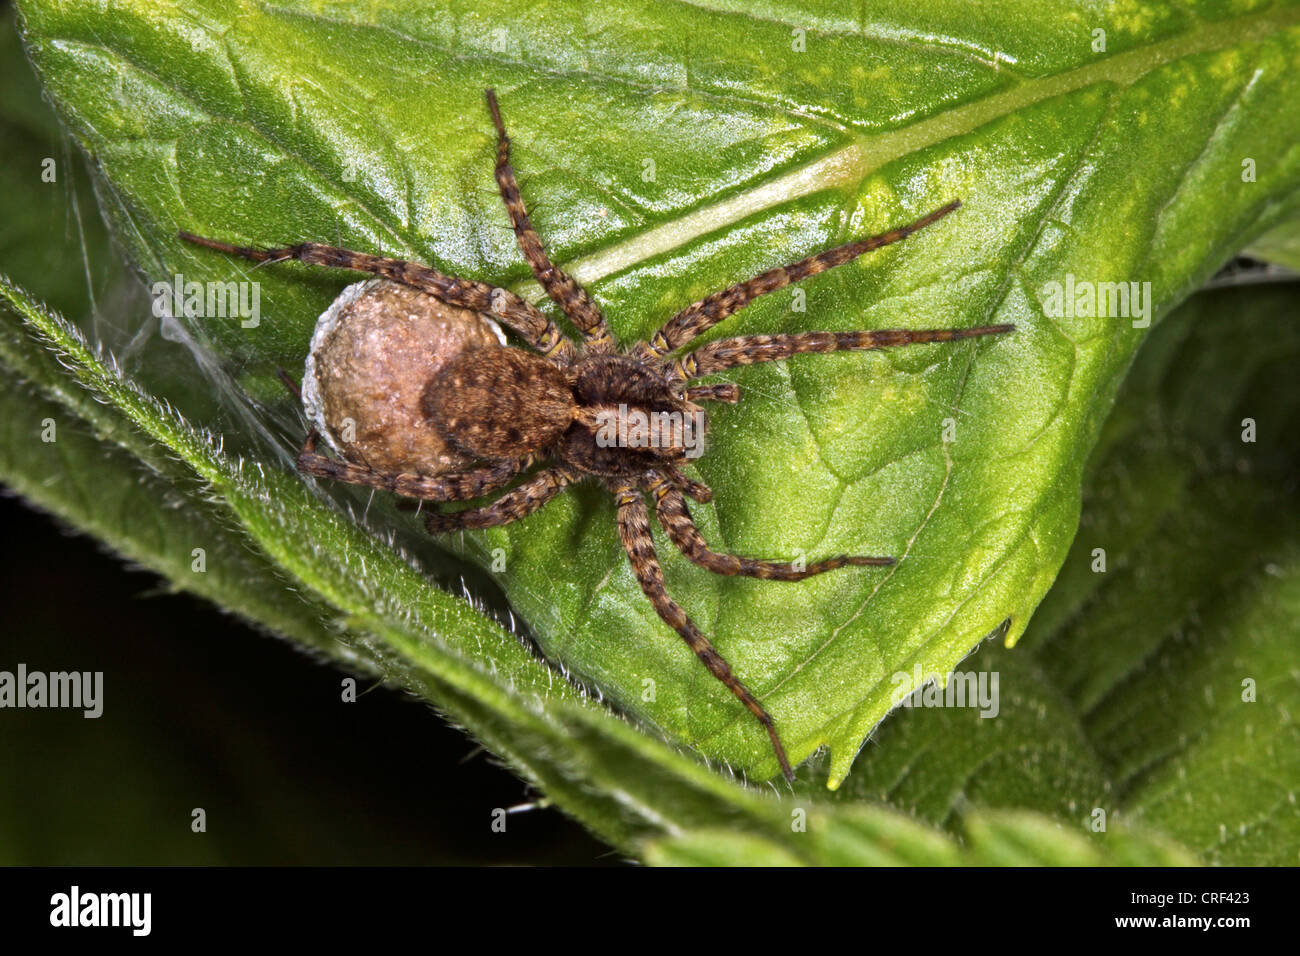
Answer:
(1246, 216, 1300, 270)
(14, 0, 1300, 785)
(806, 284, 1300, 864)
(643, 807, 1198, 866)
(0, 5, 116, 323)
(1028, 285, 1300, 864)
(821, 638, 1111, 827)
(1090, 550, 1300, 864)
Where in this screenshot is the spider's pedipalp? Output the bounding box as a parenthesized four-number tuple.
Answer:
(640, 200, 963, 360)
(424, 467, 571, 533)
(674, 323, 1015, 380)
(655, 463, 713, 504)
(178, 230, 578, 364)
(297, 431, 525, 502)
(683, 383, 741, 404)
(485, 89, 614, 354)
(652, 482, 895, 580)
(613, 482, 795, 782)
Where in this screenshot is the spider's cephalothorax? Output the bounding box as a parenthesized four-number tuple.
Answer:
(179, 89, 1014, 782)
(424, 347, 710, 481)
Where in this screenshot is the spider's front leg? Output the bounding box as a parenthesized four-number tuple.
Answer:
(636, 200, 964, 361)
(649, 477, 894, 579)
(296, 431, 526, 502)
(612, 481, 795, 782)
(671, 323, 1015, 380)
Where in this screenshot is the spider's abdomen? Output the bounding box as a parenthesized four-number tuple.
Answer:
(302, 279, 506, 476)
(423, 347, 576, 460)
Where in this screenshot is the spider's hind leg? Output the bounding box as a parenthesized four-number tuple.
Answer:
(650, 480, 894, 579)
(423, 467, 571, 533)
(177, 230, 577, 364)
(296, 431, 526, 502)
(485, 89, 614, 354)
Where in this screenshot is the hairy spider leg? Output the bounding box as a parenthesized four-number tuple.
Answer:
(485, 89, 615, 354)
(656, 461, 714, 504)
(613, 480, 795, 781)
(295, 431, 527, 502)
(639, 200, 963, 360)
(671, 323, 1015, 380)
(177, 230, 578, 365)
(423, 467, 573, 533)
(649, 479, 895, 578)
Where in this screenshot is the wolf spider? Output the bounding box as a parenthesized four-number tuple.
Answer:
(180, 89, 1013, 781)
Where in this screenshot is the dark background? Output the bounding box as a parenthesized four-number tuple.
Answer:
(0, 493, 616, 865)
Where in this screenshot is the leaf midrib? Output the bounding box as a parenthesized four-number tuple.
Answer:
(522, 3, 1300, 301)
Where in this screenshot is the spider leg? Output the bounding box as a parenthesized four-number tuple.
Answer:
(672, 323, 1015, 380)
(424, 467, 571, 533)
(485, 89, 615, 354)
(612, 481, 794, 782)
(639, 200, 963, 360)
(296, 431, 525, 502)
(276, 367, 303, 400)
(177, 230, 578, 365)
(683, 383, 740, 404)
(650, 478, 894, 579)
(656, 461, 713, 504)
